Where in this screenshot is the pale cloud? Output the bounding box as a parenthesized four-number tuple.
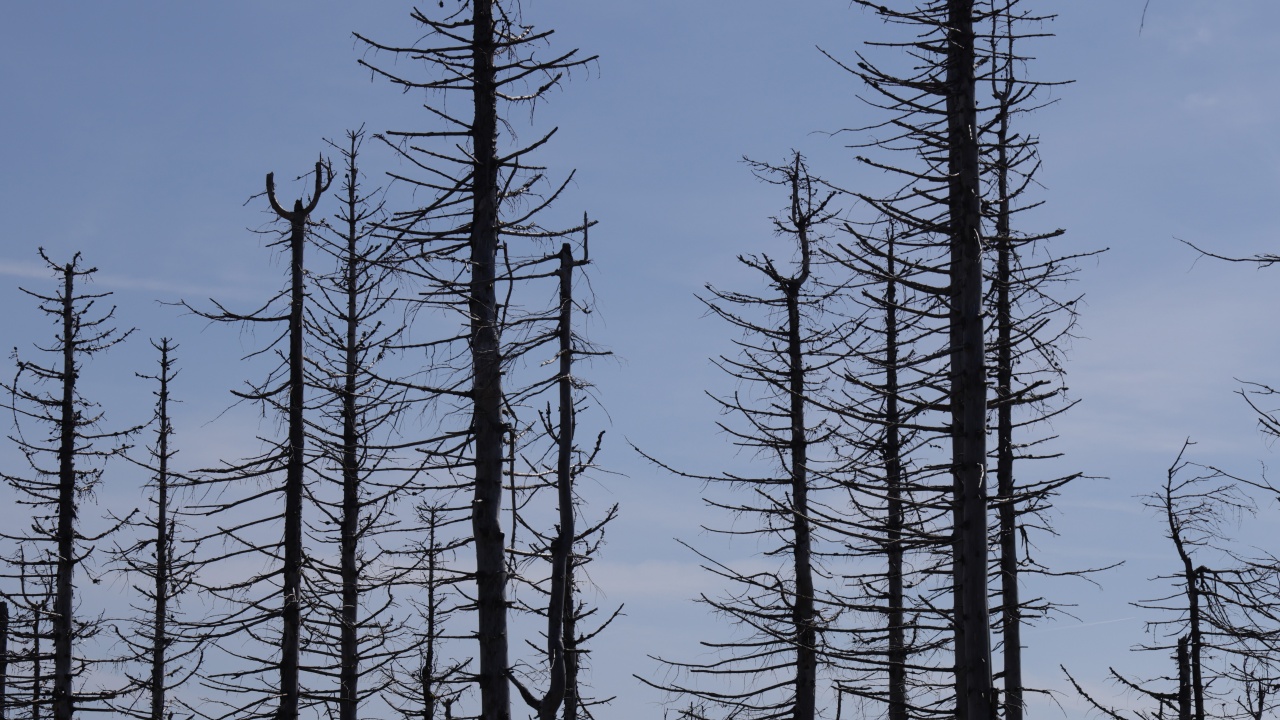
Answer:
(0, 255, 272, 302)
(0, 258, 58, 281)
(587, 558, 722, 602)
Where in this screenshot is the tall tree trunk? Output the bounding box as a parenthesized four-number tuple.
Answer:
(993, 82, 1023, 720)
(1, 601, 8, 720)
(540, 243, 576, 720)
(883, 238, 907, 720)
(151, 342, 173, 720)
(785, 279, 816, 720)
(945, 1, 993, 719)
(53, 268, 77, 720)
(339, 147, 362, 720)
(266, 163, 328, 720)
(281, 199, 307, 720)
(469, 3, 511, 720)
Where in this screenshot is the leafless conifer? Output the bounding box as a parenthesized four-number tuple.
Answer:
(638, 154, 849, 720)
(356, 4, 595, 719)
(179, 163, 331, 720)
(300, 129, 423, 720)
(826, 219, 955, 719)
(1065, 441, 1280, 720)
(0, 251, 138, 720)
(107, 339, 205, 720)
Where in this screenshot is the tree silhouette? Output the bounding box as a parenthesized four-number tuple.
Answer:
(107, 339, 205, 720)
(302, 129, 418, 720)
(0, 251, 137, 720)
(357, 4, 595, 719)
(181, 162, 331, 720)
(639, 154, 847, 720)
(827, 219, 955, 719)
(1066, 441, 1280, 720)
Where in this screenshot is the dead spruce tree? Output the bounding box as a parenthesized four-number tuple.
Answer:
(826, 220, 955, 720)
(1065, 441, 1280, 720)
(505, 233, 618, 720)
(639, 154, 846, 720)
(107, 339, 205, 720)
(182, 162, 330, 720)
(0, 251, 137, 720)
(978, 4, 1100, 718)
(382, 502, 470, 720)
(829, 2, 1017, 715)
(302, 130, 419, 720)
(356, 4, 594, 719)
(3, 560, 54, 720)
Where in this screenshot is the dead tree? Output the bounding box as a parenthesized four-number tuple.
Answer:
(1065, 440, 1280, 720)
(505, 235, 618, 720)
(0, 251, 137, 720)
(638, 154, 847, 720)
(181, 162, 330, 720)
(945, 5, 993, 716)
(302, 129, 419, 720)
(557, 506, 622, 720)
(107, 339, 204, 720)
(979, 4, 1101, 718)
(828, 2, 1007, 715)
(356, 5, 594, 719)
(826, 220, 956, 720)
(2, 566, 52, 720)
(382, 503, 469, 720)
(507, 243, 581, 720)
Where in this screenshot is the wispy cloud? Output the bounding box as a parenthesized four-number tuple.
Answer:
(0, 257, 268, 301)
(1025, 616, 1137, 637)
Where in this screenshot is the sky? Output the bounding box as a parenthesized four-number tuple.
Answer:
(3, 1, 1280, 718)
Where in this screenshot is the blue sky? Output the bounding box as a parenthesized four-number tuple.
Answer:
(3, 1, 1280, 718)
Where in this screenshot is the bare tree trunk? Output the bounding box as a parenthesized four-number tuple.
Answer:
(469, 2, 511, 719)
(1, 601, 8, 720)
(265, 164, 328, 720)
(53, 268, 77, 720)
(992, 84, 1022, 720)
(284, 197, 306, 720)
(151, 342, 174, 720)
(561, 561, 577, 720)
(32, 607, 41, 720)
(424, 516, 439, 720)
(1177, 636, 1191, 720)
(945, 2, 993, 719)
(339, 148, 362, 720)
(883, 238, 907, 720)
(785, 268, 816, 720)
(541, 243, 577, 720)
(1184, 566, 1203, 720)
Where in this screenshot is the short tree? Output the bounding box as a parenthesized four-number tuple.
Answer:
(108, 339, 205, 720)
(1065, 441, 1280, 720)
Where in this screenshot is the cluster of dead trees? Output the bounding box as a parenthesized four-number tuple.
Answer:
(637, 2, 1280, 720)
(638, 2, 1091, 720)
(0, 4, 614, 720)
(4, 3, 1280, 720)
